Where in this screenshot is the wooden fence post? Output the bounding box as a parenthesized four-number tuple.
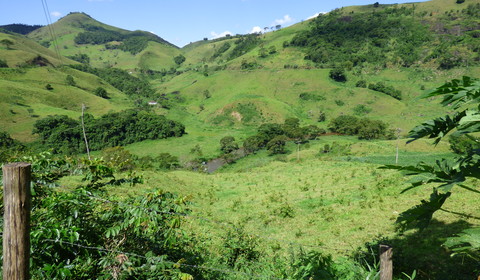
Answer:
(379, 244, 393, 280)
(2, 162, 31, 280)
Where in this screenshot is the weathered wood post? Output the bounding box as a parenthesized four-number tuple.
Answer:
(2, 162, 31, 280)
(379, 244, 393, 280)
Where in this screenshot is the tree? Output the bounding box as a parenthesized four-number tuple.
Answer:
(94, 87, 109, 99)
(155, 152, 180, 170)
(243, 135, 265, 154)
(382, 76, 480, 259)
(267, 135, 288, 155)
(0, 39, 14, 49)
(174, 54, 186, 65)
(0, 59, 8, 68)
(65, 75, 76, 86)
(220, 136, 238, 154)
(329, 68, 347, 82)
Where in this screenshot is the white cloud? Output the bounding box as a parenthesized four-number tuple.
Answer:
(50, 11, 62, 18)
(210, 31, 232, 39)
(274, 15, 293, 25)
(249, 26, 262, 34)
(306, 12, 326, 20)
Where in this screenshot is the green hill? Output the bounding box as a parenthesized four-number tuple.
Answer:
(1, 0, 479, 159)
(27, 12, 181, 70)
(0, 31, 131, 142)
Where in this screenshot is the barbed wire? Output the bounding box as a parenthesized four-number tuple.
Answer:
(42, 238, 289, 280)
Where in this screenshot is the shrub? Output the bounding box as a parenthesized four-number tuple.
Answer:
(353, 104, 372, 116)
(220, 136, 239, 154)
(448, 134, 480, 154)
(267, 135, 288, 155)
(94, 87, 109, 99)
(356, 80, 367, 88)
(155, 153, 180, 170)
(174, 54, 186, 65)
(368, 82, 402, 100)
(0, 59, 8, 68)
(329, 68, 347, 82)
(329, 115, 391, 139)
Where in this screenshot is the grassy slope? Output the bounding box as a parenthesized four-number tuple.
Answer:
(342, 0, 478, 14)
(0, 66, 131, 141)
(27, 13, 180, 71)
(0, 31, 131, 141)
(89, 136, 479, 279)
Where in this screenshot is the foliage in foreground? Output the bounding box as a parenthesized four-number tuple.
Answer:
(382, 76, 480, 260)
(0, 152, 385, 279)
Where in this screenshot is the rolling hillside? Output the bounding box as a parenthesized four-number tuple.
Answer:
(27, 12, 181, 70)
(0, 0, 479, 159)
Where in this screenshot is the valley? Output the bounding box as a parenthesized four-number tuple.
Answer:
(1, 0, 480, 279)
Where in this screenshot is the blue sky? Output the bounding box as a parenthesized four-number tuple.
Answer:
(1, 0, 428, 47)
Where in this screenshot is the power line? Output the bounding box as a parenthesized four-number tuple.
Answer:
(40, 0, 62, 63)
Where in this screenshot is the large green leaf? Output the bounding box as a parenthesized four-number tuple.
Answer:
(444, 227, 480, 261)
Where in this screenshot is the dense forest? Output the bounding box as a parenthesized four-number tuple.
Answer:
(74, 23, 174, 54)
(33, 110, 185, 154)
(0, 23, 43, 35)
(290, 4, 480, 69)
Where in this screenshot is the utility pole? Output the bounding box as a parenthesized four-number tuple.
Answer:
(395, 128, 402, 165)
(3, 163, 31, 280)
(81, 104, 91, 160)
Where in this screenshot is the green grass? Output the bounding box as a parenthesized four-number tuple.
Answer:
(0, 66, 131, 141)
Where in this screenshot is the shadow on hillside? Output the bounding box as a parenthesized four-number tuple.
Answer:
(353, 219, 479, 280)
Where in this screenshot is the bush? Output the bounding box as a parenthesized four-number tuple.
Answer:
(329, 115, 391, 139)
(220, 136, 239, 154)
(33, 110, 186, 154)
(267, 135, 288, 155)
(329, 68, 347, 82)
(353, 104, 372, 116)
(448, 134, 480, 154)
(155, 152, 180, 170)
(0, 59, 8, 68)
(356, 80, 367, 88)
(94, 87, 109, 99)
(368, 82, 402, 100)
(174, 54, 186, 65)
(65, 75, 76, 86)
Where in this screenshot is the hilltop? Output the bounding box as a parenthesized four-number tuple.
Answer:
(27, 12, 181, 70)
